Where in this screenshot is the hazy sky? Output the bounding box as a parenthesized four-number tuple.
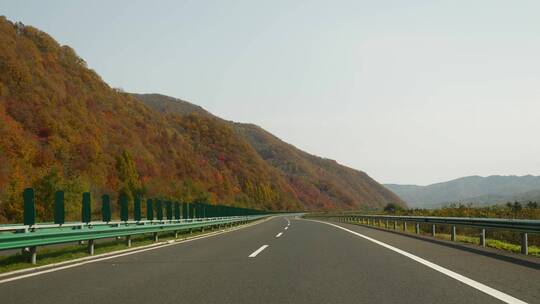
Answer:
(2, 0, 540, 185)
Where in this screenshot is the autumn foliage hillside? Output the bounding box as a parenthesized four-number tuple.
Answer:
(0, 17, 403, 223)
(134, 94, 405, 210)
(0, 17, 300, 222)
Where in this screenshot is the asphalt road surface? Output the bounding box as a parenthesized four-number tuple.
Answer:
(0, 216, 538, 303)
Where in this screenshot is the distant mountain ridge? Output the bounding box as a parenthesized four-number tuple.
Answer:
(134, 93, 405, 210)
(385, 175, 540, 208)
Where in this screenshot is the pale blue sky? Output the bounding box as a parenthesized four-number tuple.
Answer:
(2, 0, 540, 185)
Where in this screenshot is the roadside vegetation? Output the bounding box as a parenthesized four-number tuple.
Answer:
(381, 201, 540, 220)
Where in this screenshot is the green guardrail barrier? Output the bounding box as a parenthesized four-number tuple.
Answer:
(307, 214, 540, 256)
(0, 187, 272, 264)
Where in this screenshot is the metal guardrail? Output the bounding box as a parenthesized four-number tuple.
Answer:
(0, 215, 266, 264)
(0, 187, 273, 264)
(306, 214, 540, 255)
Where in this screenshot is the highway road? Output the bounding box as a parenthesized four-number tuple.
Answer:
(0, 216, 538, 303)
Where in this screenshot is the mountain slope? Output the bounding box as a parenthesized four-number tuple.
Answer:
(0, 17, 301, 222)
(0, 17, 403, 223)
(134, 93, 405, 210)
(386, 175, 540, 208)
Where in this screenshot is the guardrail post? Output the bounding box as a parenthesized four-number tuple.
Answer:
(175, 231, 178, 239)
(153, 232, 159, 242)
(521, 233, 528, 255)
(88, 239, 95, 255)
(480, 229, 486, 247)
(385, 220, 389, 228)
(393, 221, 397, 230)
(126, 235, 132, 247)
(403, 221, 407, 232)
(26, 246, 37, 264)
(415, 223, 420, 234)
(451, 226, 457, 241)
(432, 224, 436, 237)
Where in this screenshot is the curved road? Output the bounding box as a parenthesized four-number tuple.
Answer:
(0, 216, 538, 303)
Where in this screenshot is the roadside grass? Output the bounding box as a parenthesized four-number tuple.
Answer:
(434, 233, 540, 256)
(345, 220, 540, 257)
(0, 227, 218, 274)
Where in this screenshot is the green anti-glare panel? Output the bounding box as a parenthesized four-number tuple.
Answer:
(166, 201, 172, 220)
(102, 194, 111, 222)
(182, 202, 188, 219)
(174, 202, 180, 220)
(156, 200, 163, 221)
(23, 188, 36, 226)
(120, 194, 129, 222)
(82, 192, 91, 223)
(134, 195, 141, 221)
(146, 199, 153, 220)
(54, 191, 65, 225)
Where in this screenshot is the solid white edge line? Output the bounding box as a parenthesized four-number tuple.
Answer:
(306, 219, 528, 304)
(276, 232, 283, 238)
(285, 217, 290, 225)
(0, 217, 274, 285)
(248, 245, 269, 258)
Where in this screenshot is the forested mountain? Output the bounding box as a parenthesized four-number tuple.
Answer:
(134, 94, 404, 210)
(0, 17, 402, 222)
(385, 175, 540, 208)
